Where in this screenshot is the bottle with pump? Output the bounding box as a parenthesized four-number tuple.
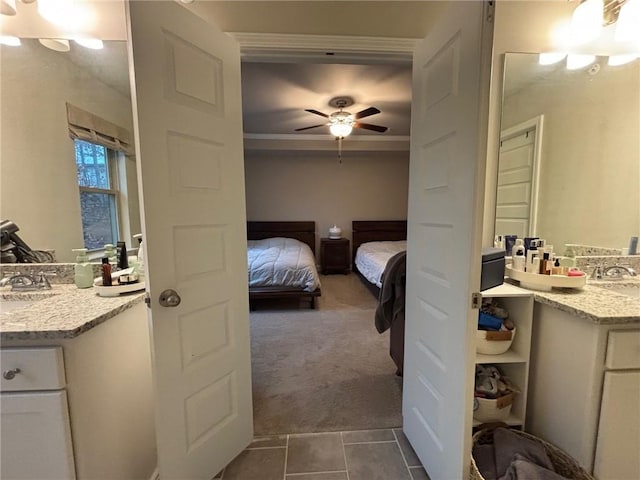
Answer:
(133, 233, 145, 281)
(72, 248, 94, 289)
(512, 249, 525, 272)
(101, 257, 113, 286)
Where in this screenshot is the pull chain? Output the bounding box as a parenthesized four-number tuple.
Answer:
(337, 136, 343, 164)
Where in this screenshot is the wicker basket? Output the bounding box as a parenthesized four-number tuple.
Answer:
(470, 426, 595, 480)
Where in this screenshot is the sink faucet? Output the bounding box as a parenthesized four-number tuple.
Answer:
(0, 272, 54, 291)
(602, 265, 638, 280)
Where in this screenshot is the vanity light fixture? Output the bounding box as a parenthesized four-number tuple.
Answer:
(615, 0, 640, 42)
(38, 38, 70, 52)
(570, 0, 604, 45)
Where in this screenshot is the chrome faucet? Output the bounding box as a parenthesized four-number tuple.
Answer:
(0, 272, 54, 291)
(601, 265, 638, 280)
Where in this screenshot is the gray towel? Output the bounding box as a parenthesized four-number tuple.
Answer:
(500, 453, 569, 480)
(374, 250, 406, 333)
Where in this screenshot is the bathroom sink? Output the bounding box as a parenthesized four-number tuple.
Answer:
(593, 283, 640, 299)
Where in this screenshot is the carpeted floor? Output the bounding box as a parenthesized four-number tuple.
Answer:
(250, 273, 403, 435)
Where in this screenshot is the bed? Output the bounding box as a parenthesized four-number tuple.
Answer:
(352, 220, 408, 297)
(353, 220, 408, 376)
(247, 221, 322, 309)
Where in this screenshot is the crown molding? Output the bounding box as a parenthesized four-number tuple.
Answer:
(229, 32, 418, 64)
(243, 133, 410, 152)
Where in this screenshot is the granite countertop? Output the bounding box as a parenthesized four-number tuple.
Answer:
(0, 284, 145, 341)
(508, 279, 640, 325)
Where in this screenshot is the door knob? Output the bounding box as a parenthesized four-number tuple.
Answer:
(3, 368, 21, 380)
(159, 289, 181, 307)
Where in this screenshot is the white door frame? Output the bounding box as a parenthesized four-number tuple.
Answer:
(499, 115, 544, 236)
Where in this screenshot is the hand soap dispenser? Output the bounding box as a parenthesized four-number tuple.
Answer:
(72, 248, 94, 289)
(133, 233, 145, 281)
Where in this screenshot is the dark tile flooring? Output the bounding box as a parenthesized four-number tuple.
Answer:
(214, 428, 429, 480)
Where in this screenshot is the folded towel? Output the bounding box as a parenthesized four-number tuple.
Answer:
(493, 428, 555, 478)
(500, 453, 569, 480)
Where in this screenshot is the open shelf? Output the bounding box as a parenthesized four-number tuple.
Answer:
(473, 413, 524, 428)
(475, 351, 527, 364)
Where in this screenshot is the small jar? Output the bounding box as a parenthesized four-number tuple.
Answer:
(328, 225, 342, 239)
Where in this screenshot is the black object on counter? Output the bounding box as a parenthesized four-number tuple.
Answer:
(117, 241, 128, 270)
(481, 247, 505, 291)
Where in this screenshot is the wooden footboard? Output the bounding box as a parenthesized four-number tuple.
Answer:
(247, 221, 321, 310)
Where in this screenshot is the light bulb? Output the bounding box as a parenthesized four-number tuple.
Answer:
(0, 35, 20, 46)
(539, 52, 567, 65)
(608, 54, 639, 66)
(38, 38, 70, 52)
(75, 38, 104, 50)
(38, 0, 75, 26)
(566, 54, 596, 69)
(570, 0, 603, 45)
(329, 123, 353, 138)
(615, 0, 640, 43)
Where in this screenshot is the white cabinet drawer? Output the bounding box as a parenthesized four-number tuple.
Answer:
(605, 330, 640, 370)
(1, 347, 65, 391)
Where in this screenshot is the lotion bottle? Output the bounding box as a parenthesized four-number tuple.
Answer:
(133, 233, 145, 281)
(72, 248, 94, 289)
(101, 257, 113, 286)
(512, 250, 525, 271)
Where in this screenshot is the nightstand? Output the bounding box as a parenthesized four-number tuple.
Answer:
(320, 237, 350, 274)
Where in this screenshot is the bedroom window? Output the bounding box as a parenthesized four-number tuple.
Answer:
(75, 139, 121, 250)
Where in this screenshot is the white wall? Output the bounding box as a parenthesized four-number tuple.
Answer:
(244, 150, 409, 252)
(502, 61, 639, 250)
(0, 40, 140, 262)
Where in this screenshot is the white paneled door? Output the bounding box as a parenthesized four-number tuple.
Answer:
(403, 2, 494, 479)
(127, 2, 252, 478)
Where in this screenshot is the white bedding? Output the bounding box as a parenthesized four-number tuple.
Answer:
(247, 237, 321, 292)
(355, 240, 407, 287)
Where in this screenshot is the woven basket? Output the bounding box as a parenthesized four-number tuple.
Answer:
(470, 426, 595, 480)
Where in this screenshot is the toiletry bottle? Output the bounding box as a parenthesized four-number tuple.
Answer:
(133, 233, 145, 281)
(629, 236, 639, 255)
(525, 240, 539, 273)
(72, 248, 94, 289)
(513, 250, 525, 272)
(117, 241, 128, 270)
(540, 252, 552, 275)
(551, 258, 561, 275)
(101, 257, 113, 286)
(512, 239, 525, 259)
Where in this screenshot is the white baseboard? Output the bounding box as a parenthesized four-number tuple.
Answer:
(148, 467, 159, 480)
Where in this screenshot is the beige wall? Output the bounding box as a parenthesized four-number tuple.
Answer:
(502, 60, 639, 250)
(244, 150, 409, 252)
(0, 41, 140, 262)
(483, 1, 576, 246)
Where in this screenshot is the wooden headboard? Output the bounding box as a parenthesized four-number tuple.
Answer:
(352, 220, 407, 267)
(247, 221, 316, 255)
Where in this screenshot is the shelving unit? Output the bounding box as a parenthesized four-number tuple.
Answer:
(474, 283, 534, 429)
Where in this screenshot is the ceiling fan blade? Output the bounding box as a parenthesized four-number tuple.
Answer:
(305, 109, 329, 118)
(354, 122, 388, 133)
(354, 106, 381, 119)
(295, 124, 327, 131)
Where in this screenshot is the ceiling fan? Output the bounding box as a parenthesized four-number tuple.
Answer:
(295, 96, 388, 137)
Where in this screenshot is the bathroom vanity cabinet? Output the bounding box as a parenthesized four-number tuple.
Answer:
(0, 302, 156, 480)
(527, 303, 640, 479)
(476, 283, 534, 429)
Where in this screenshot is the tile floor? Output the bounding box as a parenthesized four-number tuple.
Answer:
(214, 428, 430, 480)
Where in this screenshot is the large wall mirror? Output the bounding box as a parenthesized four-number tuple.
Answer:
(0, 39, 140, 263)
(495, 53, 639, 253)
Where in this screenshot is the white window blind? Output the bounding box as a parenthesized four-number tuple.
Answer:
(66, 103, 133, 155)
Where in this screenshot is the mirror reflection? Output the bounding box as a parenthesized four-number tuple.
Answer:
(495, 53, 639, 253)
(0, 39, 140, 263)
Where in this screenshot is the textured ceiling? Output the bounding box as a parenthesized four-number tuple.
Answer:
(241, 62, 412, 136)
